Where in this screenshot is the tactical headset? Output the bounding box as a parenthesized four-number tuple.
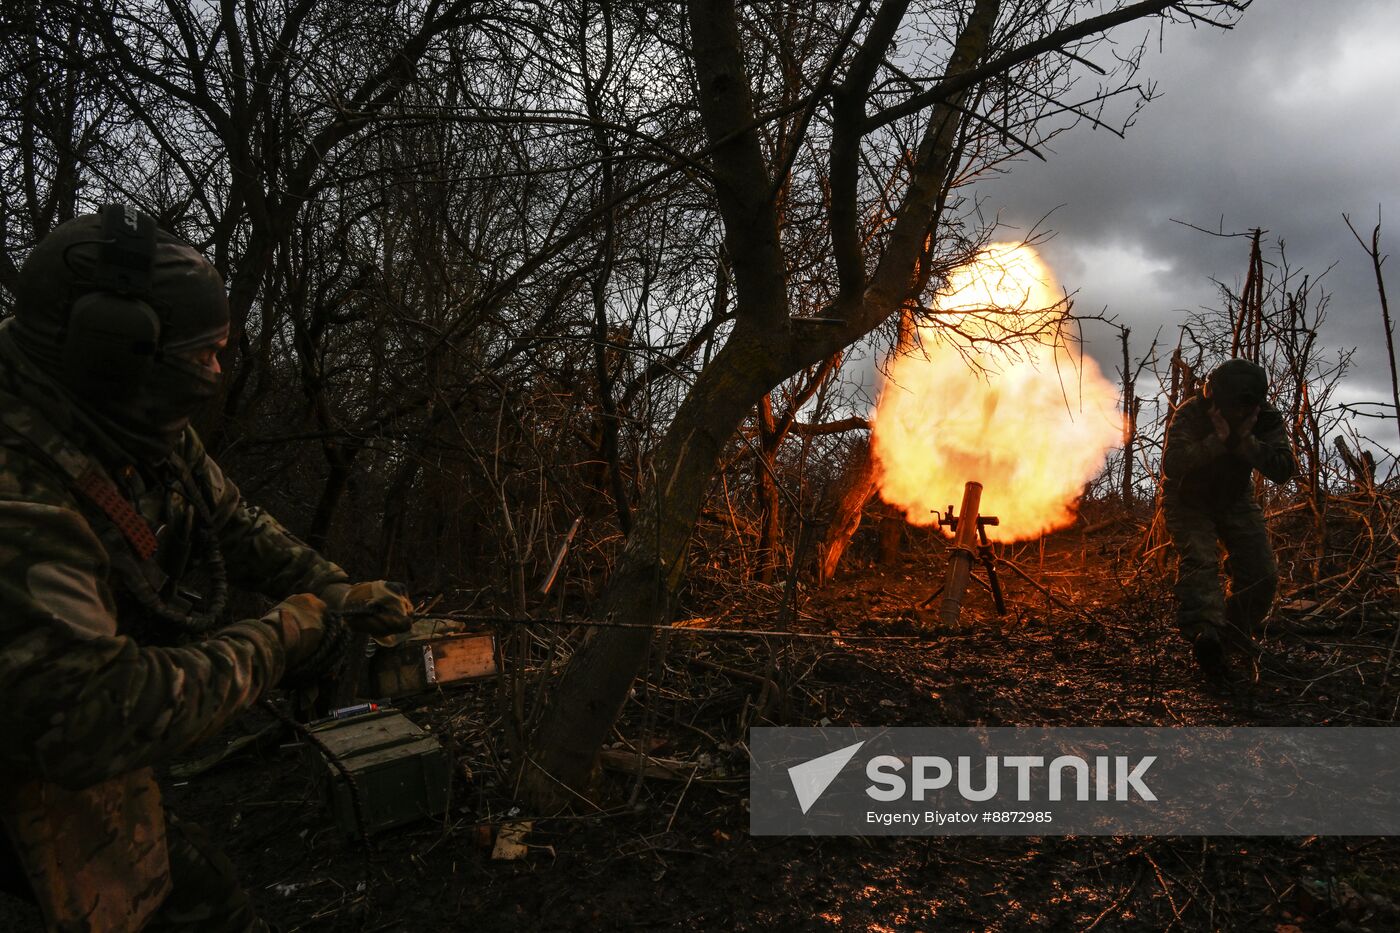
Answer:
(63, 203, 162, 391)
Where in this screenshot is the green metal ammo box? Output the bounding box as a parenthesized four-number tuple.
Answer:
(304, 710, 452, 837)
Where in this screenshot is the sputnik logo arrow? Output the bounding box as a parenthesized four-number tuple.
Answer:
(788, 741, 865, 814)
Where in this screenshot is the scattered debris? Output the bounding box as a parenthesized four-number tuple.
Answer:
(157, 511, 1400, 930)
(490, 821, 532, 861)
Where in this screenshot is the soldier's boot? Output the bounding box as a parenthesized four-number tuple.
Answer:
(1191, 629, 1230, 680)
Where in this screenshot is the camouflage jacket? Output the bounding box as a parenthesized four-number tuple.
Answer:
(1161, 395, 1296, 507)
(0, 323, 348, 930)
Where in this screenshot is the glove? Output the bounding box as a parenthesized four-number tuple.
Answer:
(336, 580, 414, 640)
(263, 593, 328, 668)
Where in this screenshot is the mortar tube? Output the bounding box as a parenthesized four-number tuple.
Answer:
(938, 548, 978, 627)
(937, 481, 983, 628)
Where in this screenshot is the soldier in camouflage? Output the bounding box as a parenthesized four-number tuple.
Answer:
(0, 207, 414, 932)
(1161, 358, 1296, 679)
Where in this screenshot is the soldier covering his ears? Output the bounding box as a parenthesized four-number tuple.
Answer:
(1160, 358, 1296, 679)
(0, 206, 413, 932)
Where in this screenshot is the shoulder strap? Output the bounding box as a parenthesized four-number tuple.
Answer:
(0, 403, 158, 561)
(71, 467, 159, 560)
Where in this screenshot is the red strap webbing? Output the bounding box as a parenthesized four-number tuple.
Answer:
(73, 467, 158, 561)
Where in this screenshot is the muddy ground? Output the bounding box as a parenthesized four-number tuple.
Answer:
(4, 525, 1398, 932)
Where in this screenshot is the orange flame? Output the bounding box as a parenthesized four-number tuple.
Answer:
(872, 243, 1123, 541)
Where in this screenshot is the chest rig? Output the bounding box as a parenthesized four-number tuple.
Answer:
(0, 396, 228, 640)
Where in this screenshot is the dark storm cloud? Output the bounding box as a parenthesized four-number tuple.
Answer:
(979, 0, 1400, 431)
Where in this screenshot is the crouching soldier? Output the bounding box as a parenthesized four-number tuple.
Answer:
(1161, 359, 1295, 679)
(0, 206, 414, 932)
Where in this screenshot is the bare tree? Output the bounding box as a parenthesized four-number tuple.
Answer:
(518, 0, 1248, 808)
(1345, 212, 1399, 453)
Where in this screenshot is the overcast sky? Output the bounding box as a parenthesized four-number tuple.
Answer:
(976, 0, 1400, 458)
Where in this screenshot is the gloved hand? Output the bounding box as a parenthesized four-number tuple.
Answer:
(334, 580, 415, 640)
(1227, 405, 1260, 449)
(263, 593, 328, 668)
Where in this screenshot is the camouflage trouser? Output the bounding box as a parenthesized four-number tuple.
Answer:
(145, 812, 268, 933)
(1, 811, 265, 933)
(1164, 496, 1277, 648)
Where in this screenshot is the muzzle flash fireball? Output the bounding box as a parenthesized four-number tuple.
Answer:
(874, 243, 1123, 625)
(872, 243, 1122, 544)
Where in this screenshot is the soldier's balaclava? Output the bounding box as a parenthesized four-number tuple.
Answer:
(12, 211, 229, 464)
(1204, 359, 1268, 409)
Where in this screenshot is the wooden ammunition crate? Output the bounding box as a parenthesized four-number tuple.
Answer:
(304, 710, 451, 837)
(369, 631, 496, 698)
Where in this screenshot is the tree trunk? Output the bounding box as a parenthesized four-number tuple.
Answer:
(1334, 437, 1375, 493)
(1119, 327, 1137, 504)
(755, 394, 782, 583)
(815, 440, 878, 583)
(816, 305, 916, 579)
